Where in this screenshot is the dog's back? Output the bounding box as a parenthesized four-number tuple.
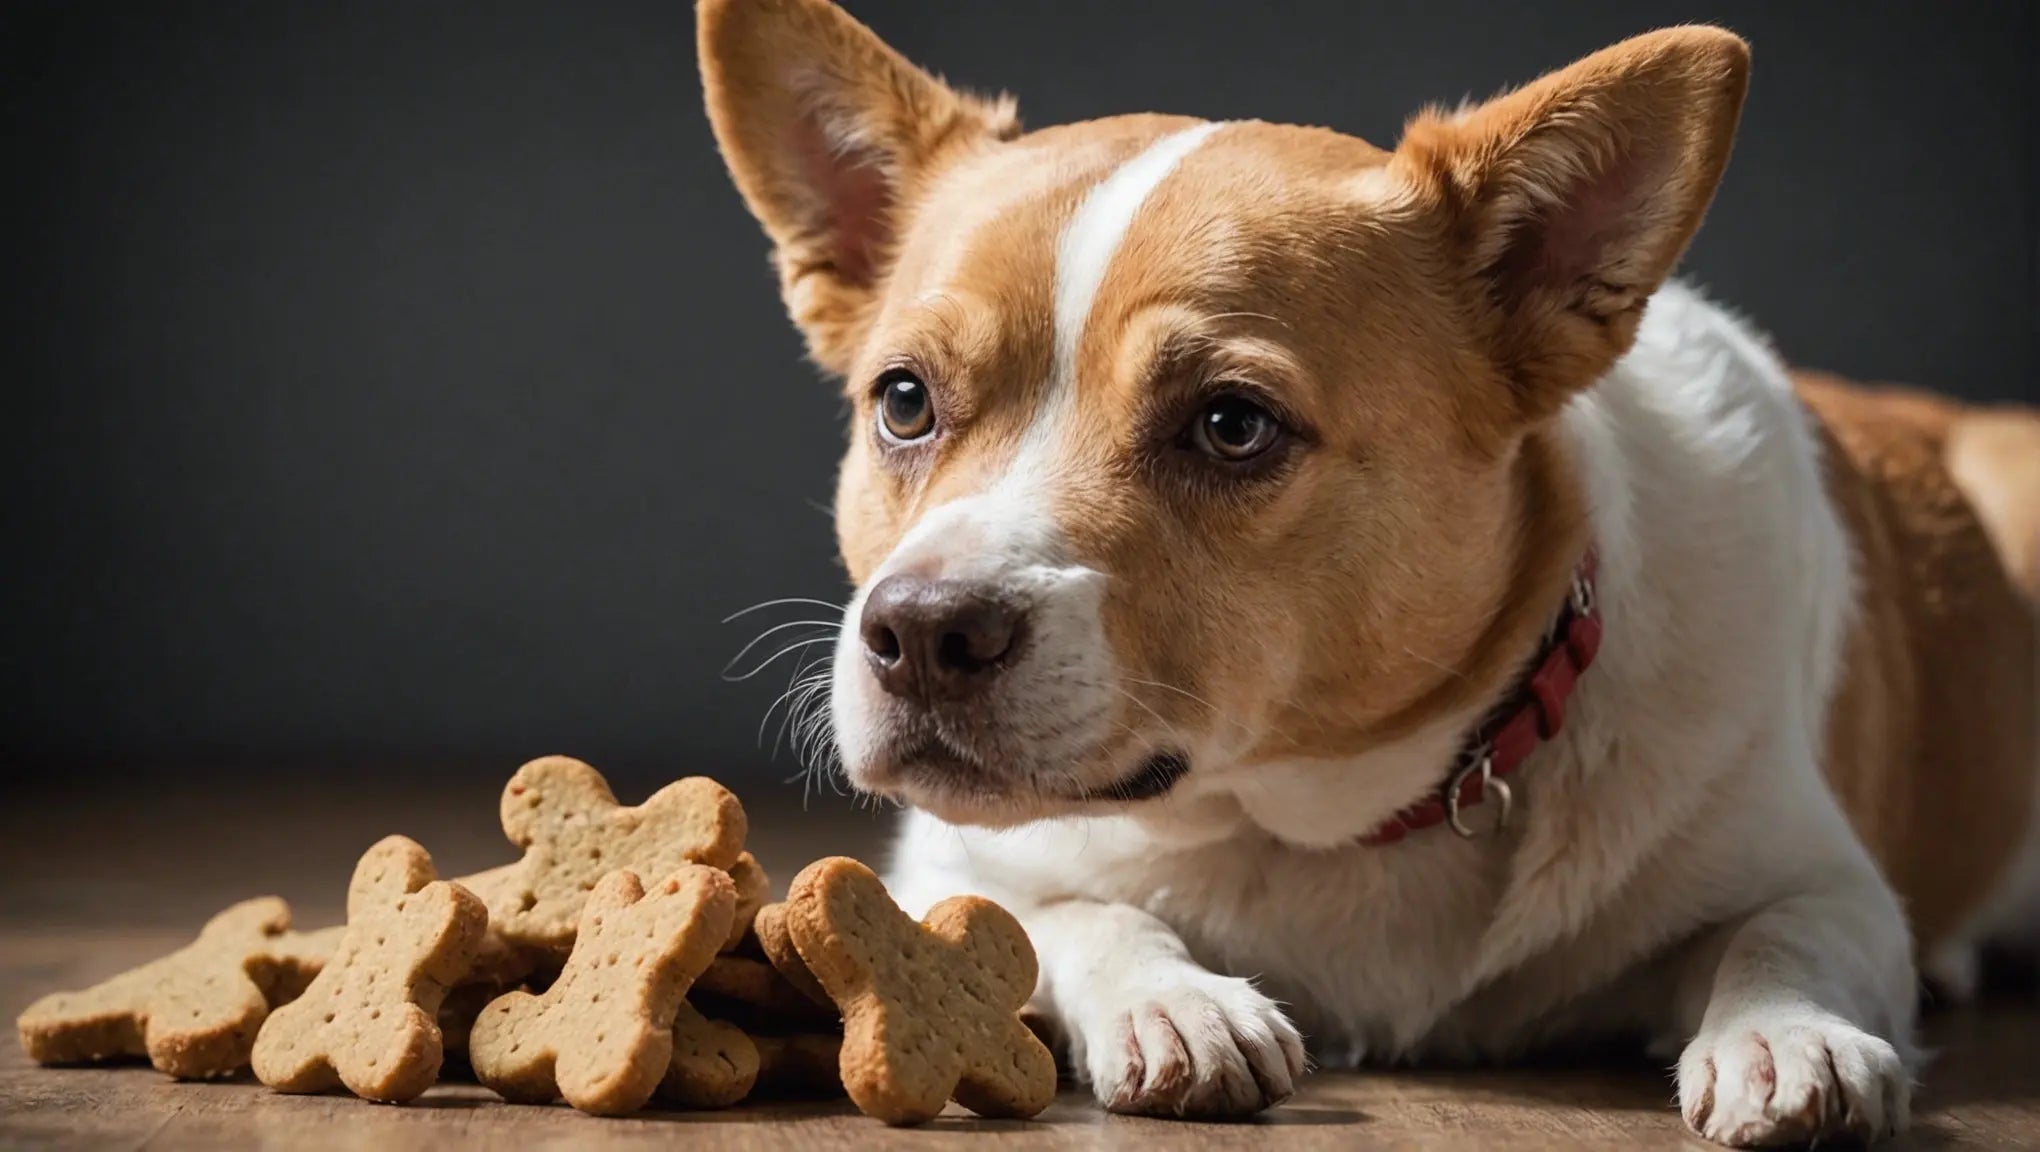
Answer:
(1799, 372, 2040, 968)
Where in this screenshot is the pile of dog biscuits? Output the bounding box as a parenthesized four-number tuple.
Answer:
(14, 755, 1058, 1125)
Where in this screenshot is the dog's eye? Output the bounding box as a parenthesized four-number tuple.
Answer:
(876, 369, 935, 443)
(1186, 394, 1283, 462)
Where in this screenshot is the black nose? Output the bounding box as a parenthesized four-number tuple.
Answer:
(859, 574, 1024, 703)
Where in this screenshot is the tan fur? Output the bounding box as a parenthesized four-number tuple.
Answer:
(1948, 408, 2040, 601)
(697, 0, 1019, 375)
(1797, 373, 2037, 951)
(709, 21, 1736, 791)
(701, 5, 2040, 1140)
(1395, 30, 1749, 431)
(700, 0, 2037, 955)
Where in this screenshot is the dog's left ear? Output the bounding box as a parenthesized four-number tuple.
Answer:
(698, 0, 1020, 376)
(1394, 27, 1750, 425)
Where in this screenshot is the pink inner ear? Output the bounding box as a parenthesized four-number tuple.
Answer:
(791, 111, 892, 289)
(1500, 137, 1670, 297)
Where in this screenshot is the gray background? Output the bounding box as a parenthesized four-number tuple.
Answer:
(5, 1, 2034, 784)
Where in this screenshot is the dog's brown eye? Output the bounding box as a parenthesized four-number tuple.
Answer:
(877, 370, 935, 443)
(1187, 394, 1282, 461)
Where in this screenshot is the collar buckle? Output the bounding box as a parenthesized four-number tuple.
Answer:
(1570, 569, 1596, 618)
(1445, 747, 1511, 838)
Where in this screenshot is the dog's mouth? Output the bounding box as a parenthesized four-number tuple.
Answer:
(1076, 751, 1191, 803)
(865, 737, 1191, 822)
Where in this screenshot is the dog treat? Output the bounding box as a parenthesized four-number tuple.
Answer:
(751, 1032, 846, 1098)
(722, 852, 769, 952)
(437, 979, 515, 1061)
(248, 924, 348, 1006)
(251, 835, 487, 1103)
(477, 756, 747, 953)
(658, 1002, 760, 1108)
(18, 896, 326, 1079)
(784, 857, 1056, 1125)
(468, 866, 736, 1116)
(692, 955, 838, 1025)
(751, 902, 832, 1008)
(451, 864, 546, 987)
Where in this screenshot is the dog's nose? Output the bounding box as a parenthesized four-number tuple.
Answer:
(859, 574, 1024, 702)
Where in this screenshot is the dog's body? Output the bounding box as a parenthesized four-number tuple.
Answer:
(698, 2, 2040, 1144)
(884, 279, 2039, 1083)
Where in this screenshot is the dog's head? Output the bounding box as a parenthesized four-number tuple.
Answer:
(699, 0, 1746, 835)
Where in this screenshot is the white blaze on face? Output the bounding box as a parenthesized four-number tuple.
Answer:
(833, 122, 1226, 788)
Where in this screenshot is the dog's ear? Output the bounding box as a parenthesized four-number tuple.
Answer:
(698, 0, 1020, 376)
(1394, 27, 1749, 426)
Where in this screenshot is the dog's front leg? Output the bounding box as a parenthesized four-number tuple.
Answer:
(1027, 898, 1307, 1118)
(1671, 877, 1916, 1147)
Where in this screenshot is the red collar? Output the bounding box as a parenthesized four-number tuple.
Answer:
(1362, 549, 1602, 846)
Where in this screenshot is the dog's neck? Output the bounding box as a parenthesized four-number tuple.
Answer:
(1360, 548, 1602, 846)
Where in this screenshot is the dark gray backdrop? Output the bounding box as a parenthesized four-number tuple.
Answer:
(6, 1, 2035, 782)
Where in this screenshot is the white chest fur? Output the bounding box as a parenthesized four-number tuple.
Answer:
(882, 282, 1890, 1062)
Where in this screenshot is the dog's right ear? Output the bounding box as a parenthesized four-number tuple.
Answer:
(698, 0, 1019, 376)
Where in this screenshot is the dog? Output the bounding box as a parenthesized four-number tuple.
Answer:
(697, 1, 2040, 1144)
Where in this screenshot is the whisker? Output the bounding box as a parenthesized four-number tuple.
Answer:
(1119, 675, 1220, 715)
(720, 619, 840, 677)
(1112, 683, 1185, 744)
(1401, 644, 1470, 685)
(1106, 716, 1157, 755)
(721, 597, 846, 624)
(1119, 674, 1266, 741)
(760, 653, 833, 749)
(723, 635, 835, 684)
(775, 664, 834, 755)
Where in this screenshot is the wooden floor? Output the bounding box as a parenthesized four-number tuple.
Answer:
(4, 773, 2036, 1150)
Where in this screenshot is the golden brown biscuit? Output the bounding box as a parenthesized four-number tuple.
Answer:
(251, 836, 487, 1103)
(692, 955, 838, 1026)
(722, 852, 770, 953)
(658, 1002, 760, 1108)
(468, 866, 735, 1116)
(751, 901, 830, 1008)
(248, 924, 348, 1006)
(468, 756, 747, 954)
(17, 897, 334, 1079)
(450, 863, 546, 987)
(784, 857, 1056, 1125)
(436, 979, 513, 1062)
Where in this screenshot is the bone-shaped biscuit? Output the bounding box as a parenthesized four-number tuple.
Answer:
(444, 863, 547, 988)
(751, 901, 831, 1008)
(472, 756, 746, 953)
(721, 851, 769, 953)
(692, 955, 838, 1025)
(248, 924, 349, 1006)
(16, 897, 336, 1079)
(658, 1002, 759, 1108)
(783, 857, 1056, 1125)
(251, 835, 486, 1103)
(468, 865, 735, 1116)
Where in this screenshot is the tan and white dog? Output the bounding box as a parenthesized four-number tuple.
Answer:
(697, 1, 2040, 1144)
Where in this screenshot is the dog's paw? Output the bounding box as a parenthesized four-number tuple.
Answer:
(1677, 1015, 1910, 1146)
(1078, 971, 1307, 1118)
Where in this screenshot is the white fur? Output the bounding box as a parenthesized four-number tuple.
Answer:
(882, 282, 1920, 1139)
(1053, 122, 1225, 386)
(828, 487, 1114, 808)
(832, 124, 1225, 812)
(1006, 122, 1224, 487)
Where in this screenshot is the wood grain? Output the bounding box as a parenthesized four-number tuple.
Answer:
(4, 775, 2035, 1150)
